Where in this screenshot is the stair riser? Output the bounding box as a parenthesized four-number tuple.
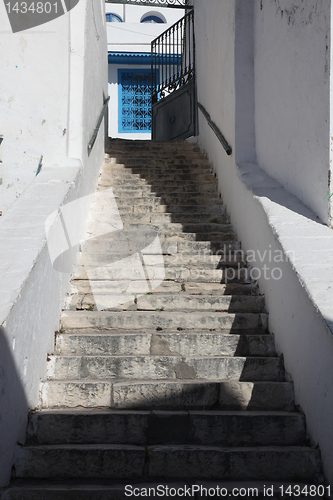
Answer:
(40, 381, 295, 411)
(70, 294, 264, 313)
(14, 446, 320, 481)
(55, 333, 275, 357)
(104, 158, 208, 166)
(82, 240, 239, 254)
(81, 253, 245, 268)
(71, 280, 257, 296)
(27, 411, 306, 446)
(106, 171, 216, 182)
(86, 213, 229, 224)
(73, 266, 248, 283)
(47, 356, 283, 382)
(101, 184, 218, 194)
(106, 178, 217, 188)
(136, 295, 264, 312)
(60, 311, 268, 332)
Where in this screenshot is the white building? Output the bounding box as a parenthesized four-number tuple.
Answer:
(105, 3, 184, 139)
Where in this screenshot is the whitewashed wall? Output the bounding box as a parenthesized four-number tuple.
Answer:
(0, 0, 107, 487)
(193, 0, 333, 485)
(0, 9, 70, 215)
(254, 0, 331, 225)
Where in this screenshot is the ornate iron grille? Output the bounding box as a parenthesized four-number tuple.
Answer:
(119, 70, 153, 132)
(151, 10, 194, 104)
(106, 0, 189, 8)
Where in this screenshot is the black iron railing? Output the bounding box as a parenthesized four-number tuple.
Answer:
(106, 0, 189, 8)
(151, 9, 195, 104)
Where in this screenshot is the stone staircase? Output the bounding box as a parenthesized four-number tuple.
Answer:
(1, 139, 325, 498)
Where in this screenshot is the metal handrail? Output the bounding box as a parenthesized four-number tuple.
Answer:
(87, 96, 110, 155)
(197, 102, 232, 156)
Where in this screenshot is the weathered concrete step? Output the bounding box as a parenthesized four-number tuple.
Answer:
(73, 265, 247, 283)
(104, 157, 208, 166)
(14, 444, 145, 479)
(55, 331, 275, 357)
(81, 251, 245, 268)
(115, 204, 226, 215)
(40, 380, 295, 410)
(105, 178, 217, 188)
(1, 480, 326, 500)
(146, 445, 321, 480)
(83, 222, 235, 239)
(70, 280, 258, 298)
(110, 195, 223, 206)
(103, 164, 212, 174)
(82, 239, 238, 255)
(106, 170, 216, 182)
(60, 311, 268, 332)
(89, 212, 230, 224)
(1, 481, 327, 500)
(26, 410, 305, 446)
(105, 150, 205, 159)
(13, 445, 320, 481)
(46, 355, 283, 382)
(102, 183, 218, 194)
(136, 294, 264, 312)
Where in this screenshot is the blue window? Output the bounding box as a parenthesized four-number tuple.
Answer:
(106, 13, 122, 22)
(118, 69, 158, 133)
(141, 15, 164, 24)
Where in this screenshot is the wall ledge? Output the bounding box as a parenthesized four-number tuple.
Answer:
(237, 160, 333, 335)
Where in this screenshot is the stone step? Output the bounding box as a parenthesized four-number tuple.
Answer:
(1, 480, 327, 500)
(26, 410, 306, 446)
(81, 252, 245, 268)
(105, 177, 217, 188)
(136, 294, 264, 312)
(60, 311, 268, 332)
(105, 170, 216, 182)
(70, 280, 258, 298)
(13, 444, 320, 481)
(113, 204, 226, 215)
(107, 139, 200, 150)
(83, 222, 235, 240)
(55, 331, 275, 357)
(40, 380, 295, 410)
(72, 265, 248, 283)
(109, 194, 223, 206)
(104, 157, 208, 167)
(46, 355, 283, 382)
(105, 150, 205, 159)
(71, 292, 262, 313)
(88, 212, 230, 224)
(100, 182, 218, 194)
(81, 239, 238, 255)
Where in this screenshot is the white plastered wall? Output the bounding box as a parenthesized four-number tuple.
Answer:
(0, 7, 70, 215)
(193, 0, 333, 485)
(0, 0, 108, 487)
